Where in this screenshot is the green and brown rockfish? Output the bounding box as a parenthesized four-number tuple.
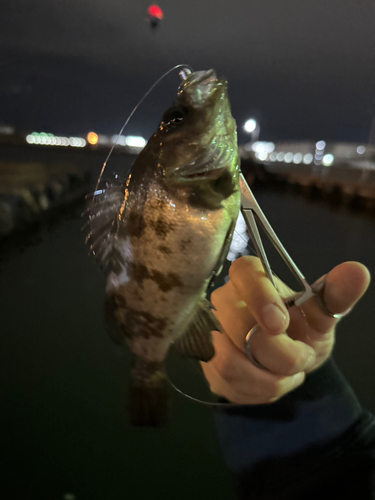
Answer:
(85, 69, 241, 426)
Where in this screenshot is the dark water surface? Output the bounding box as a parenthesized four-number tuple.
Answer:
(1, 153, 375, 499)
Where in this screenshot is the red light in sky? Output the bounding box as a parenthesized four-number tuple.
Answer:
(148, 5, 164, 20)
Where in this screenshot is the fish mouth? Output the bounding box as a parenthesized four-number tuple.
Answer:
(180, 69, 218, 90)
(186, 69, 217, 86)
(180, 69, 221, 107)
(182, 166, 227, 181)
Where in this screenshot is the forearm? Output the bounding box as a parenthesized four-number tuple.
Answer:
(214, 358, 375, 498)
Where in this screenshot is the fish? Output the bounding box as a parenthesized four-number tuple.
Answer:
(85, 69, 241, 426)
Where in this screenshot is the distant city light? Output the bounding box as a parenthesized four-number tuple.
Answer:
(303, 153, 313, 164)
(270, 152, 278, 161)
(125, 136, 146, 148)
(69, 137, 86, 147)
(284, 152, 293, 163)
(276, 152, 285, 161)
(322, 154, 334, 166)
(293, 153, 303, 164)
(111, 135, 127, 146)
(357, 145, 366, 154)
(244, 119, 257, 133)
(26, 132, 85, 147)
(316, 140, 326, 150)
(258, 152, 268, 161)
(251, 141, 275, 153)
(98, 135, 111, 145)
(87, 132, 99, 145)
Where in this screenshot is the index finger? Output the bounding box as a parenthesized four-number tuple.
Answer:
(229, 256, 289, 334)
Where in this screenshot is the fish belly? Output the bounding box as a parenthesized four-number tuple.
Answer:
(106, 184, 233, 362)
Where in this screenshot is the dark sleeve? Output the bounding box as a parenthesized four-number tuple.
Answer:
(214, 358, 375, 500)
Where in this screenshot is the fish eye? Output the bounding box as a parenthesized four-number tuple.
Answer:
(162, 106, 189, 126)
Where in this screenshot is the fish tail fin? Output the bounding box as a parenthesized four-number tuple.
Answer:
(129, 357, 168, 427)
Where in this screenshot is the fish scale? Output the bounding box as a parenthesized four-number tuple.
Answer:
(108, 182, 233, 356)
(85, 68, 241, 426)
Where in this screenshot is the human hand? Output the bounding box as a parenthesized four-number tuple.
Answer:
(201, 257, 370, 405)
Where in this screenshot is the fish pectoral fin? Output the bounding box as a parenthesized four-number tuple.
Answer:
(172, 300, 222, 362)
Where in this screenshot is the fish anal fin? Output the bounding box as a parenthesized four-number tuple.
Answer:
(172, 300, 221, 362)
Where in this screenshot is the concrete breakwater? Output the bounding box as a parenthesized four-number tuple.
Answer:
(0, 161, 90, 238)
(242, 159, 375, 213)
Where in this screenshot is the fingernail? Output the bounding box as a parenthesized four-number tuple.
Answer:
(311, 275, 327, 294)
(291, 372, 305, 389)
(261, 303, 287, 332)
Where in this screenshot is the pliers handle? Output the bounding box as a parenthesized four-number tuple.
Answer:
(239, 173, 315, 366)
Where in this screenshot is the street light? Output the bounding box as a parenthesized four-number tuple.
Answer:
(244, 119, 257, 133)
(244, 118, 260, 145)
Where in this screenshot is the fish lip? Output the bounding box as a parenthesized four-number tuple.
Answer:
(183, 69, 218, 87)
(181, 166, 227, 181)
(179, 69, 220, 105)
(191, 69, 217, 85)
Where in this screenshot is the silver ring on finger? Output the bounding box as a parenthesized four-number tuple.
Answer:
(312, 275, 351, 320)
(245, 325, 269, 370)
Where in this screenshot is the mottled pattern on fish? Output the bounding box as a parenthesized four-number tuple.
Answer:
(106, 179, 238, 362)
(85, 68, 241, 426)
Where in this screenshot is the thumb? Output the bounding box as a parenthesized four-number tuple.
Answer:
(313, 261, 371, 316)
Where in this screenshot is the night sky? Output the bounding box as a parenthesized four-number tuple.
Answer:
(1, 0, 374, 143)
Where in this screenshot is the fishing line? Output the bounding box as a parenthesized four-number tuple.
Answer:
(94, 63, 194, 195)
(91, 68, 299, 407)
(167, 223, 297, 408)
(234, 226, 255, 255)
(167, 375, 244, 407)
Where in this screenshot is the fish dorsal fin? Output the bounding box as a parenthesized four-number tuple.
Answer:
(172, 300, 222, 362)
(83, 175, 127, 274)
